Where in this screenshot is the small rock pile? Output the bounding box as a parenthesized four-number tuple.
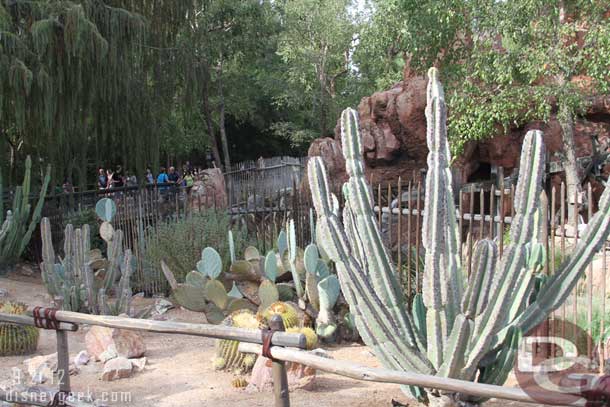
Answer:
(85, 325, 147, 381)
(15, 325, 147, 387)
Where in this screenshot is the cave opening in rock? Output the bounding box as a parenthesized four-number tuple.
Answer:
(467, 162, 492, 183)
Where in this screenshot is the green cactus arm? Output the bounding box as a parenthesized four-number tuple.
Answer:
(309, 157, 433, 374)
(460, 129, 545, 375)
(286, 219, 304, 297)
(103, 229, 123, 292)
(228, 230, 236, 263)
(437, 314, 472, 378)
(341, 109, 406, 315)
(497, 184, 610, 345)
(423, 68, 468, 367)
(461, 240, 497, 318)
(19, 164, 51, 256)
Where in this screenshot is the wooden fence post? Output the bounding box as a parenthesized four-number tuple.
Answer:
(56, 329, 71, 396)
(269, 315, 290, 407)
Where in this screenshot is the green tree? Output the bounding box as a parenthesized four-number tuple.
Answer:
(275, 0, 361, 141)
(0, 0, 194, 189)
(358, 0, 610, 221)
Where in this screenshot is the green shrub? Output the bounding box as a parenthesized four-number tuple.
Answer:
(144, 209, 249, 283)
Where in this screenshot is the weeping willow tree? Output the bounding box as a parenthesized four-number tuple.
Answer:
(0, 1, 194, 189)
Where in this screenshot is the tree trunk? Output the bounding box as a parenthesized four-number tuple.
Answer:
(558, 100, 582, 225)
(318, 70, 328, 137)
(556, 0, 582, 226)
(217, 57, 231, 172)
(201, 63, 222, 169)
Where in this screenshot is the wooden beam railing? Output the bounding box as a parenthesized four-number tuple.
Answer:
(0, 308, 304, 407)
(0, 307, 594, 407)
(238, 343, 586, 407)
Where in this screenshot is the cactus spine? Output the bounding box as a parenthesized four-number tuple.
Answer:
(0, 156, 51, 269)
(0, 301, 40, 356)
(307, 68, 610, 405)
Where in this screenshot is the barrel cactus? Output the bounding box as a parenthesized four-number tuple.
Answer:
(0, 301, 39, 356)
(212, 309, 260, 373)
(307, 68, 610, 406)
(261, 301, 299, 330)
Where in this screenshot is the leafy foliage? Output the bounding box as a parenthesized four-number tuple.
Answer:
(144, 209, 249, 283)
(358, 0, 610, 156)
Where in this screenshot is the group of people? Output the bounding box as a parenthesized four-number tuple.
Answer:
(98, 164, 195, 191)
(97, 166, 138, 190)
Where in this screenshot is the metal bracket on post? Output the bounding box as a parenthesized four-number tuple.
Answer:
(264, 315, 290, 407)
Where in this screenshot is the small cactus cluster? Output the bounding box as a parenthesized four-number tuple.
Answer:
(0, 156, 51, 269)
(303, 243, 340, 339)
(0, 301, 40, 356)
(213, 301, 317, 375)
(40, 198, 134, 315)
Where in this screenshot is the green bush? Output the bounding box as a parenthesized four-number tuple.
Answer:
(144, 209, 249, 283)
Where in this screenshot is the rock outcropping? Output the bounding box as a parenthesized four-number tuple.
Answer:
(308, 76, 610, 195)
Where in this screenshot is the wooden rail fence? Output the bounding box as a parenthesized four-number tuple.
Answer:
(0, 306, 590, 407)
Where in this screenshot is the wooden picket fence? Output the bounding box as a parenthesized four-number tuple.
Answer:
(369, 171, 610, 366)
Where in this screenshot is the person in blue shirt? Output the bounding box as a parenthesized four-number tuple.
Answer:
(97, 168, 107, 190)
(157, 167, 169, 186)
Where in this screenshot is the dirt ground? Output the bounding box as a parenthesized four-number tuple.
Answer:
(0, 273, 547, 407)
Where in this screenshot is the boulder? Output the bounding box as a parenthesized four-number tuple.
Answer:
(23, 353, 77, 384)
(307, 74, 610, 197)
(85, 326, 146, 361)
(24, 353, 58, 380)
(247, 349, 330, 392)
(100, 357, 133, 381)
(99, 345, 118, 363)
(190, 168, 228, 210)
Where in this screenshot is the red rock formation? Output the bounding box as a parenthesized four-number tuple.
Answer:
(307, 76, 610, 196)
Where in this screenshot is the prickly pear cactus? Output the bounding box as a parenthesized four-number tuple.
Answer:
(212, 310, 260, 373)
(0, 302, 39, 356)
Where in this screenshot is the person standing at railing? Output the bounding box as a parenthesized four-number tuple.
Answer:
(97, 168, 108, 190)
(126, 171, 138, 188)
(146, 168, 154, 185)
(157, 167, 169, 196)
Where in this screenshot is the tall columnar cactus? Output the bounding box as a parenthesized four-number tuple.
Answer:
(0, 157, 51, 269)
(40, 198, 133, 315)
(307, 68, 610, 406)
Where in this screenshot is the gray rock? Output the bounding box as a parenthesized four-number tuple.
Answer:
(99, 345, 118, 363)
(74, 350, 90, 367)
(154, 298, 173, 315)
(129, 357, 147, 372)
(100, 357, 133, 381)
